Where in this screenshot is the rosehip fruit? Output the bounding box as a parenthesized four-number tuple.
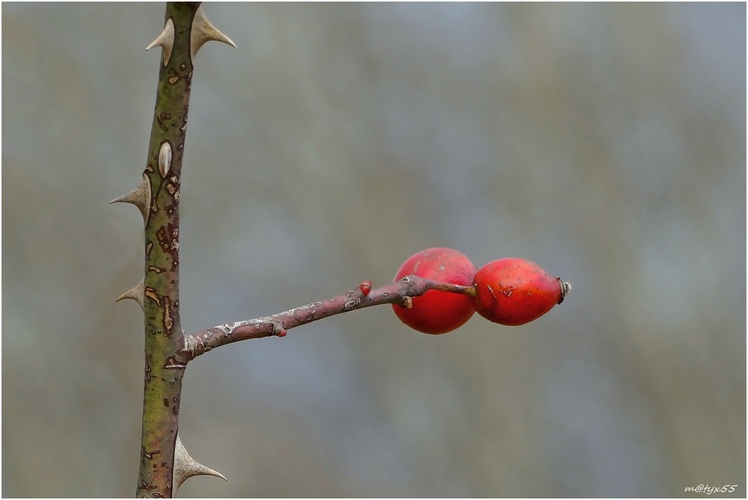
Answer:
(471, 258, 570, 326)
(392, 247, 477, 334)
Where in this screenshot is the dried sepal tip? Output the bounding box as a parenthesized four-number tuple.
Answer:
(190, 4, 237, 60)
(146, 18, 175, 66)
(110, 174, 151, 224)
(116, 280, 145, 311)
(173, 435, 226, 491)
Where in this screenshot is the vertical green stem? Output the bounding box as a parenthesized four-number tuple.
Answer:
(136, 3, 198, 497)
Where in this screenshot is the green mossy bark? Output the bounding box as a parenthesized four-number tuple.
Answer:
(136, 3, 198, 497)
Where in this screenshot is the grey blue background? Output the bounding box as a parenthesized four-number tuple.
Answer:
(3, 3, 745, 497)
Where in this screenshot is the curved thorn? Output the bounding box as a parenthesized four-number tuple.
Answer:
(190, 4, 237, 60)
(146, 18, 175, 66)
(173, 434, 227, 491)
(116, 280, 145, 311)
(110, 174, 152, 224)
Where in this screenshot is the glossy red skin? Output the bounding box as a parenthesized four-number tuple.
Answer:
(392, 248, 477, 334)
(472, 258, 563, 326)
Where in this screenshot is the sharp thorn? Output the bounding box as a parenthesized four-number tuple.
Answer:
(190, 4, 237, 60)
(116, 280, 145, 311)
(146, 18, 175, 66)
(173, 434, 227, 491)
(110, 174, 151, 224)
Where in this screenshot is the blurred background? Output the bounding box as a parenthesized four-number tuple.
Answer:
(3, 2, 745, 497)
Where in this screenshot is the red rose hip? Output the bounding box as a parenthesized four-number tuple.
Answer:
(392, 247, 477, 334)
(471, 258, 570, 326)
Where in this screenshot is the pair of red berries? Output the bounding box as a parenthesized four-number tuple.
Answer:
(392, 247, 570, 334)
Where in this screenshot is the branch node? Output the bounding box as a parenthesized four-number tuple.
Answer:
(270, 320, 287, 337)
(164, 356, 187, 369)
(358, 280, 373, 296)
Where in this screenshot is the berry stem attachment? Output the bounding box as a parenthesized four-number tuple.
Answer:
(182, 276, 475, 359)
